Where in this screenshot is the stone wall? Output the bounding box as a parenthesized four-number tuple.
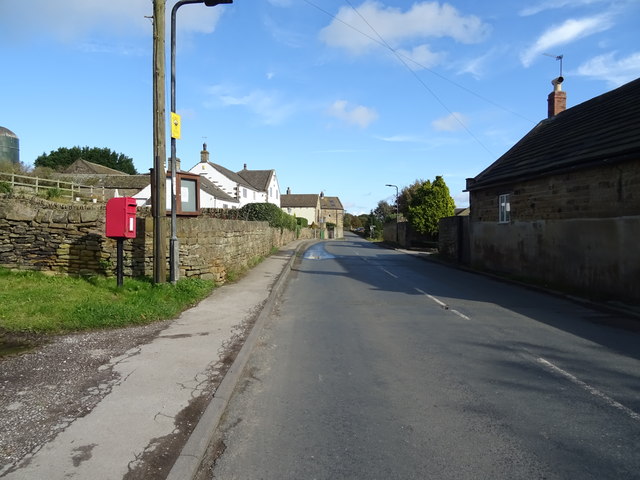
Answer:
(0, 195, 297, 283)
(438, 216, 470, 264)
(469, 216, 640, 303)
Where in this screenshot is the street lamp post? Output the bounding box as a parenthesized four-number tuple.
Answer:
(385, 184, 399, 245)
(169, 0, 232, 284)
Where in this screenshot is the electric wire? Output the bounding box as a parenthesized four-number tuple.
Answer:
(302, 0, 538, 157)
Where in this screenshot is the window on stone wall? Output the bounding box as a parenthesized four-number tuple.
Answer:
(499, 194, 511, 223)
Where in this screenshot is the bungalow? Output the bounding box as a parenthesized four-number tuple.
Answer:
(465, 76, 640, 303)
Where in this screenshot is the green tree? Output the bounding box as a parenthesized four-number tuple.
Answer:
(397, 179, 424, 216)
(348, 214, 362, 229)
(35, 146, 138, 174)
(406, 176, 455, 237)
(372, 200, 395, 224)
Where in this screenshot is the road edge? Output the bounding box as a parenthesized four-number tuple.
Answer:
(166, 241, 308, 480)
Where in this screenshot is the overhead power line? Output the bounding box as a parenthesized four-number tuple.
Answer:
(303, 0, 538, 156)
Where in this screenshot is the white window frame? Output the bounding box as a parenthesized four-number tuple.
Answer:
(499, 194, 511, 223)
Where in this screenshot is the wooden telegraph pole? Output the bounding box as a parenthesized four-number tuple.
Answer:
(152, 0, 167, 283)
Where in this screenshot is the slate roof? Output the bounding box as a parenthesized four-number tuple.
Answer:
(237, 169, 274, 191)
(467, 77, 640, 191)
(207, 162, 253, 188)
(94, 175, 151, 190)
(321, 196, 344, 210)
(281, 194, 319, 208)
(63, 159, 127, 175)
(200, 176, 238, 203)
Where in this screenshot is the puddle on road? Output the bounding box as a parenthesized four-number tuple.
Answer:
(303, 244, 336, 260)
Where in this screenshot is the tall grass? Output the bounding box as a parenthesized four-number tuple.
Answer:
(0, 268, 215, 334)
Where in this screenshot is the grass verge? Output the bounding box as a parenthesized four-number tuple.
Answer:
(0, 268, 215, 334)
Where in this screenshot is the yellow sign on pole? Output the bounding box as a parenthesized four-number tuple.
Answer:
(171, 112, 181, 139)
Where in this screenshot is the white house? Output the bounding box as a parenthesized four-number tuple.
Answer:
(188, 144, 260, 208)
(237, 165, 281, 207)
(132, 166, 239, 211)
(189, 144, 281, 208)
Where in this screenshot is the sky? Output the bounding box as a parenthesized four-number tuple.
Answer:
(1, 0, 640, 214)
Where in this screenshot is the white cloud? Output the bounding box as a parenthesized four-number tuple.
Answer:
(319, 1, 490, 55)
(520, 0, 608, 16)
(520, 15, 613, 67)
(432, 112, 468, 132)
(0, 0, 226, 44)
(327, 100, 379, 128)
(377, 134, 423, 143)
(397, 44, 443, 70)
(206, 85, 297, 125)
(576, 51, 640, 86)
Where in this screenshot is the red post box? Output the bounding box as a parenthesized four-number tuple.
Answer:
(106, 197, 137, 239)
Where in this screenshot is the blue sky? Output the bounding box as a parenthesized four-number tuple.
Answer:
(1, 0, 639, 214)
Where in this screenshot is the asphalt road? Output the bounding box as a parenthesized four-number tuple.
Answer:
(200, 233, 640, 480)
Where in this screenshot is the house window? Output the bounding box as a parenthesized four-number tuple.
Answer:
(243, 188, 247, 198)
(499, 194, 511, 223)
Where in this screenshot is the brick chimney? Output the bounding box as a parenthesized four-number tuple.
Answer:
(200, 143, 209, 163)
(547, 76, 566, 118)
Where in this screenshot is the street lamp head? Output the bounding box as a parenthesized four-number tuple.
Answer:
(204, 0, 232, 5)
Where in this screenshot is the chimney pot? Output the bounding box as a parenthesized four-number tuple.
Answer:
(200, 144, 210, 163)
(547, 77, 567, 118)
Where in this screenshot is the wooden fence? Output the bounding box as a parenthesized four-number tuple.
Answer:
(0, 172, 105, 201)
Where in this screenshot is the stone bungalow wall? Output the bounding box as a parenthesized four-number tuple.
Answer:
(0, 195, 296, 283)
(467, 160, 640, 303)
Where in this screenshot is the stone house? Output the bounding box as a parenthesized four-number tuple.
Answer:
(320, 193, 344, 239)
(281, 190, 345, 239)
(280, 190, 321, 226)
(464, 77, 640, 303)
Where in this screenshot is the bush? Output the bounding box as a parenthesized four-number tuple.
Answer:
(0, 181, 12, 194)
(44, 187, 63, 200)
(239, 203, 297, 231)
(296, 217, 309, 227)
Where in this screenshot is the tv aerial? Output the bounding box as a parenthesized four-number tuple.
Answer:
(543, 53, 564, 77)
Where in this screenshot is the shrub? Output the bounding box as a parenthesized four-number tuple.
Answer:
(296, 217, 309, 227)
(239, 203, 297, 231)
(0, 181, 12, 194)
(44, 187, 63, 200)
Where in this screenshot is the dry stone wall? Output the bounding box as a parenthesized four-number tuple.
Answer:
(0, 195, 296, 283)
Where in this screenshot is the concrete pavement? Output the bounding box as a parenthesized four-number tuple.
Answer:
(2, 240, 307, 480)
